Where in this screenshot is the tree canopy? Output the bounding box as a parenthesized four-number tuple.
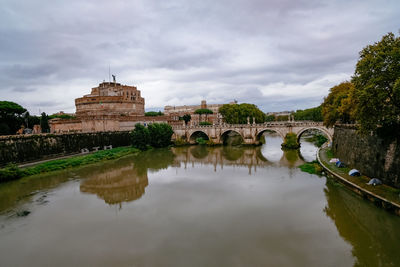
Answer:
(219, 103, 265, 124)
(194, 108, 213, 115)
(293, 106, 323, 122)
(0, 101, 26, 135)
(352, 32, 400, 135)
(145, 111, 164, 116)
(321, 82, 356, 127)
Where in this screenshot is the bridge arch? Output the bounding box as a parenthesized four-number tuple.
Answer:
(296, 127, 333, 143)
(256, 129, 285, 142)
(189, 130, 210, 144)
(220, 129, 244, 145)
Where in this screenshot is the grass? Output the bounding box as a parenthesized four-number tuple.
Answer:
(0, 147, 140, 183)
(299, 160, 323, 175)
(319, 147, 400, 205)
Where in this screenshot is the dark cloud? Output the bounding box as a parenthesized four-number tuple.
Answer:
(0, 0, 399, 114)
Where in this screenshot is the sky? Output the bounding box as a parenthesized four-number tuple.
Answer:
(0, 0, 399, 115)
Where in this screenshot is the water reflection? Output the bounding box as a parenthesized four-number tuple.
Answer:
(324, 179, 400, 266)
(80, 164, 148, 206)
(80, 149, 175, 206)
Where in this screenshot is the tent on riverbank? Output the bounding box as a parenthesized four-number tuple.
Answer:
(349, 169, 361, 176)
(335, 161, 345, 168)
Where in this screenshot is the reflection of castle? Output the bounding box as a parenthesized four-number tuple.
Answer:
(80, 164, 148, 205)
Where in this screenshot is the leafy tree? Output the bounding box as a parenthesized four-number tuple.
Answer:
(352, 32, 400, 135)
(148, 123, 174, 148)
(194, 108, 213, 115)
(130, 124, 150, 150)
(145, 111, 164, 116)
(0, 101, 26, 135)
(219, 103, 265, 124)
(265, 115, 275, 122)
(275, 115, 289, 121)
(182, 114, 191, 125)
(194, 108, 213, 123)
(293, 106, 323, 121)
(321, 82, 356, 127)
(40, 112, 50, 133)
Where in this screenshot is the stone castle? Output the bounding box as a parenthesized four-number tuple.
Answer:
(50, 80, 226, 132)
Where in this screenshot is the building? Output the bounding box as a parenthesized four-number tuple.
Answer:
(164, 100, 234, 125)
(50, 81, 171, 133)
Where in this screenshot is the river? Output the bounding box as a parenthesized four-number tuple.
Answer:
(0, 134, 399, 266)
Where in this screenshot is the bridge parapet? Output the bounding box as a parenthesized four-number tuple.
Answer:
(172, 121, 333, 144)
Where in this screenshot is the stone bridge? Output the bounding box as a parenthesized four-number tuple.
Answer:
(172, 121, 334, 145)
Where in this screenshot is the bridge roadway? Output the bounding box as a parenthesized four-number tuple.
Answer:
(172, 121, 334, 145)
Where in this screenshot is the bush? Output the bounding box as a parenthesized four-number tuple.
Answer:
(281, 133, 300, 149)
(131, 124, 150, 150)
(199, 121, 212, 125)
(148, 123, 174, 148)
(299, 161, 323, 175)
(196, 137, 207, 145)
(145, 111, 164, 116)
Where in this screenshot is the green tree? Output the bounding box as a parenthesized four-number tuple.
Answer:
(194, 108, 213, 123)
(352, 32, 400, 135)
(321, 82, 356, 127)
(148, 123, 174, 148)
(130, 124, 150, 150)
(219, 103, 265, 124)
(0, 101, 26, 135)
(40, 112, 50, 133)
(145, 111, 164, 116)
(293, 106, 323, 121)
(182, 114, 191, 125)
(265, 115, 275, 122)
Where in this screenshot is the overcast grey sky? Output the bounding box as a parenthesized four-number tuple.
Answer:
(0, 0, 399, 114)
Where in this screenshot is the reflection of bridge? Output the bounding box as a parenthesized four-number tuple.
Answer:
(172, 121, 333, 144)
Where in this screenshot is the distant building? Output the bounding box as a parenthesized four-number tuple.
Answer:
(164, 100, 235, 125)
(50, 81, 170, 133)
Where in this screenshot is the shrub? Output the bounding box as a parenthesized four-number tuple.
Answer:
(148, 123, 174, 148)
(199, 121, 212, 125)
(281, 133, 300, 149)
(131, 124, 150, 150)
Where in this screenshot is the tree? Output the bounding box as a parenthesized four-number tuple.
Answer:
(265, 115, 275, 122)
(40, 112, 50, 133)
(352, 32, 400, 136)
(145, 111, 164, 116)
(321, 82, 356, 127)
(219, 103, 265, 124)
(182, 114, 191, 125)
(293, 106, 323, 121)
(194, 108, 213, 123)
(148, 123, 174, 148)
(131, 124, 150, 150)
(0, 101, 26, 135)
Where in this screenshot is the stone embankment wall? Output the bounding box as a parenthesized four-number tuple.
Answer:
(0, 131, 131, 165)
(333, 125, 400, 188)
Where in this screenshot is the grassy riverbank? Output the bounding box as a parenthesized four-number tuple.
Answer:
(0, 147, 140, 183)
(319, 146, 400, 206)
(298, 160, 323, 175)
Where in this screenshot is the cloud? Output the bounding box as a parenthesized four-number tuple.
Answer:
(0, 0, 399, 115)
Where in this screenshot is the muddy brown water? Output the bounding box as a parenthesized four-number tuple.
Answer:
(0, 135, 399, 267)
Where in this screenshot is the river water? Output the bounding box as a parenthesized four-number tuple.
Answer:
(0, 135, 400, 267)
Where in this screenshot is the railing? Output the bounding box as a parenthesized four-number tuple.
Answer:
(172, 121, 324, 129)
